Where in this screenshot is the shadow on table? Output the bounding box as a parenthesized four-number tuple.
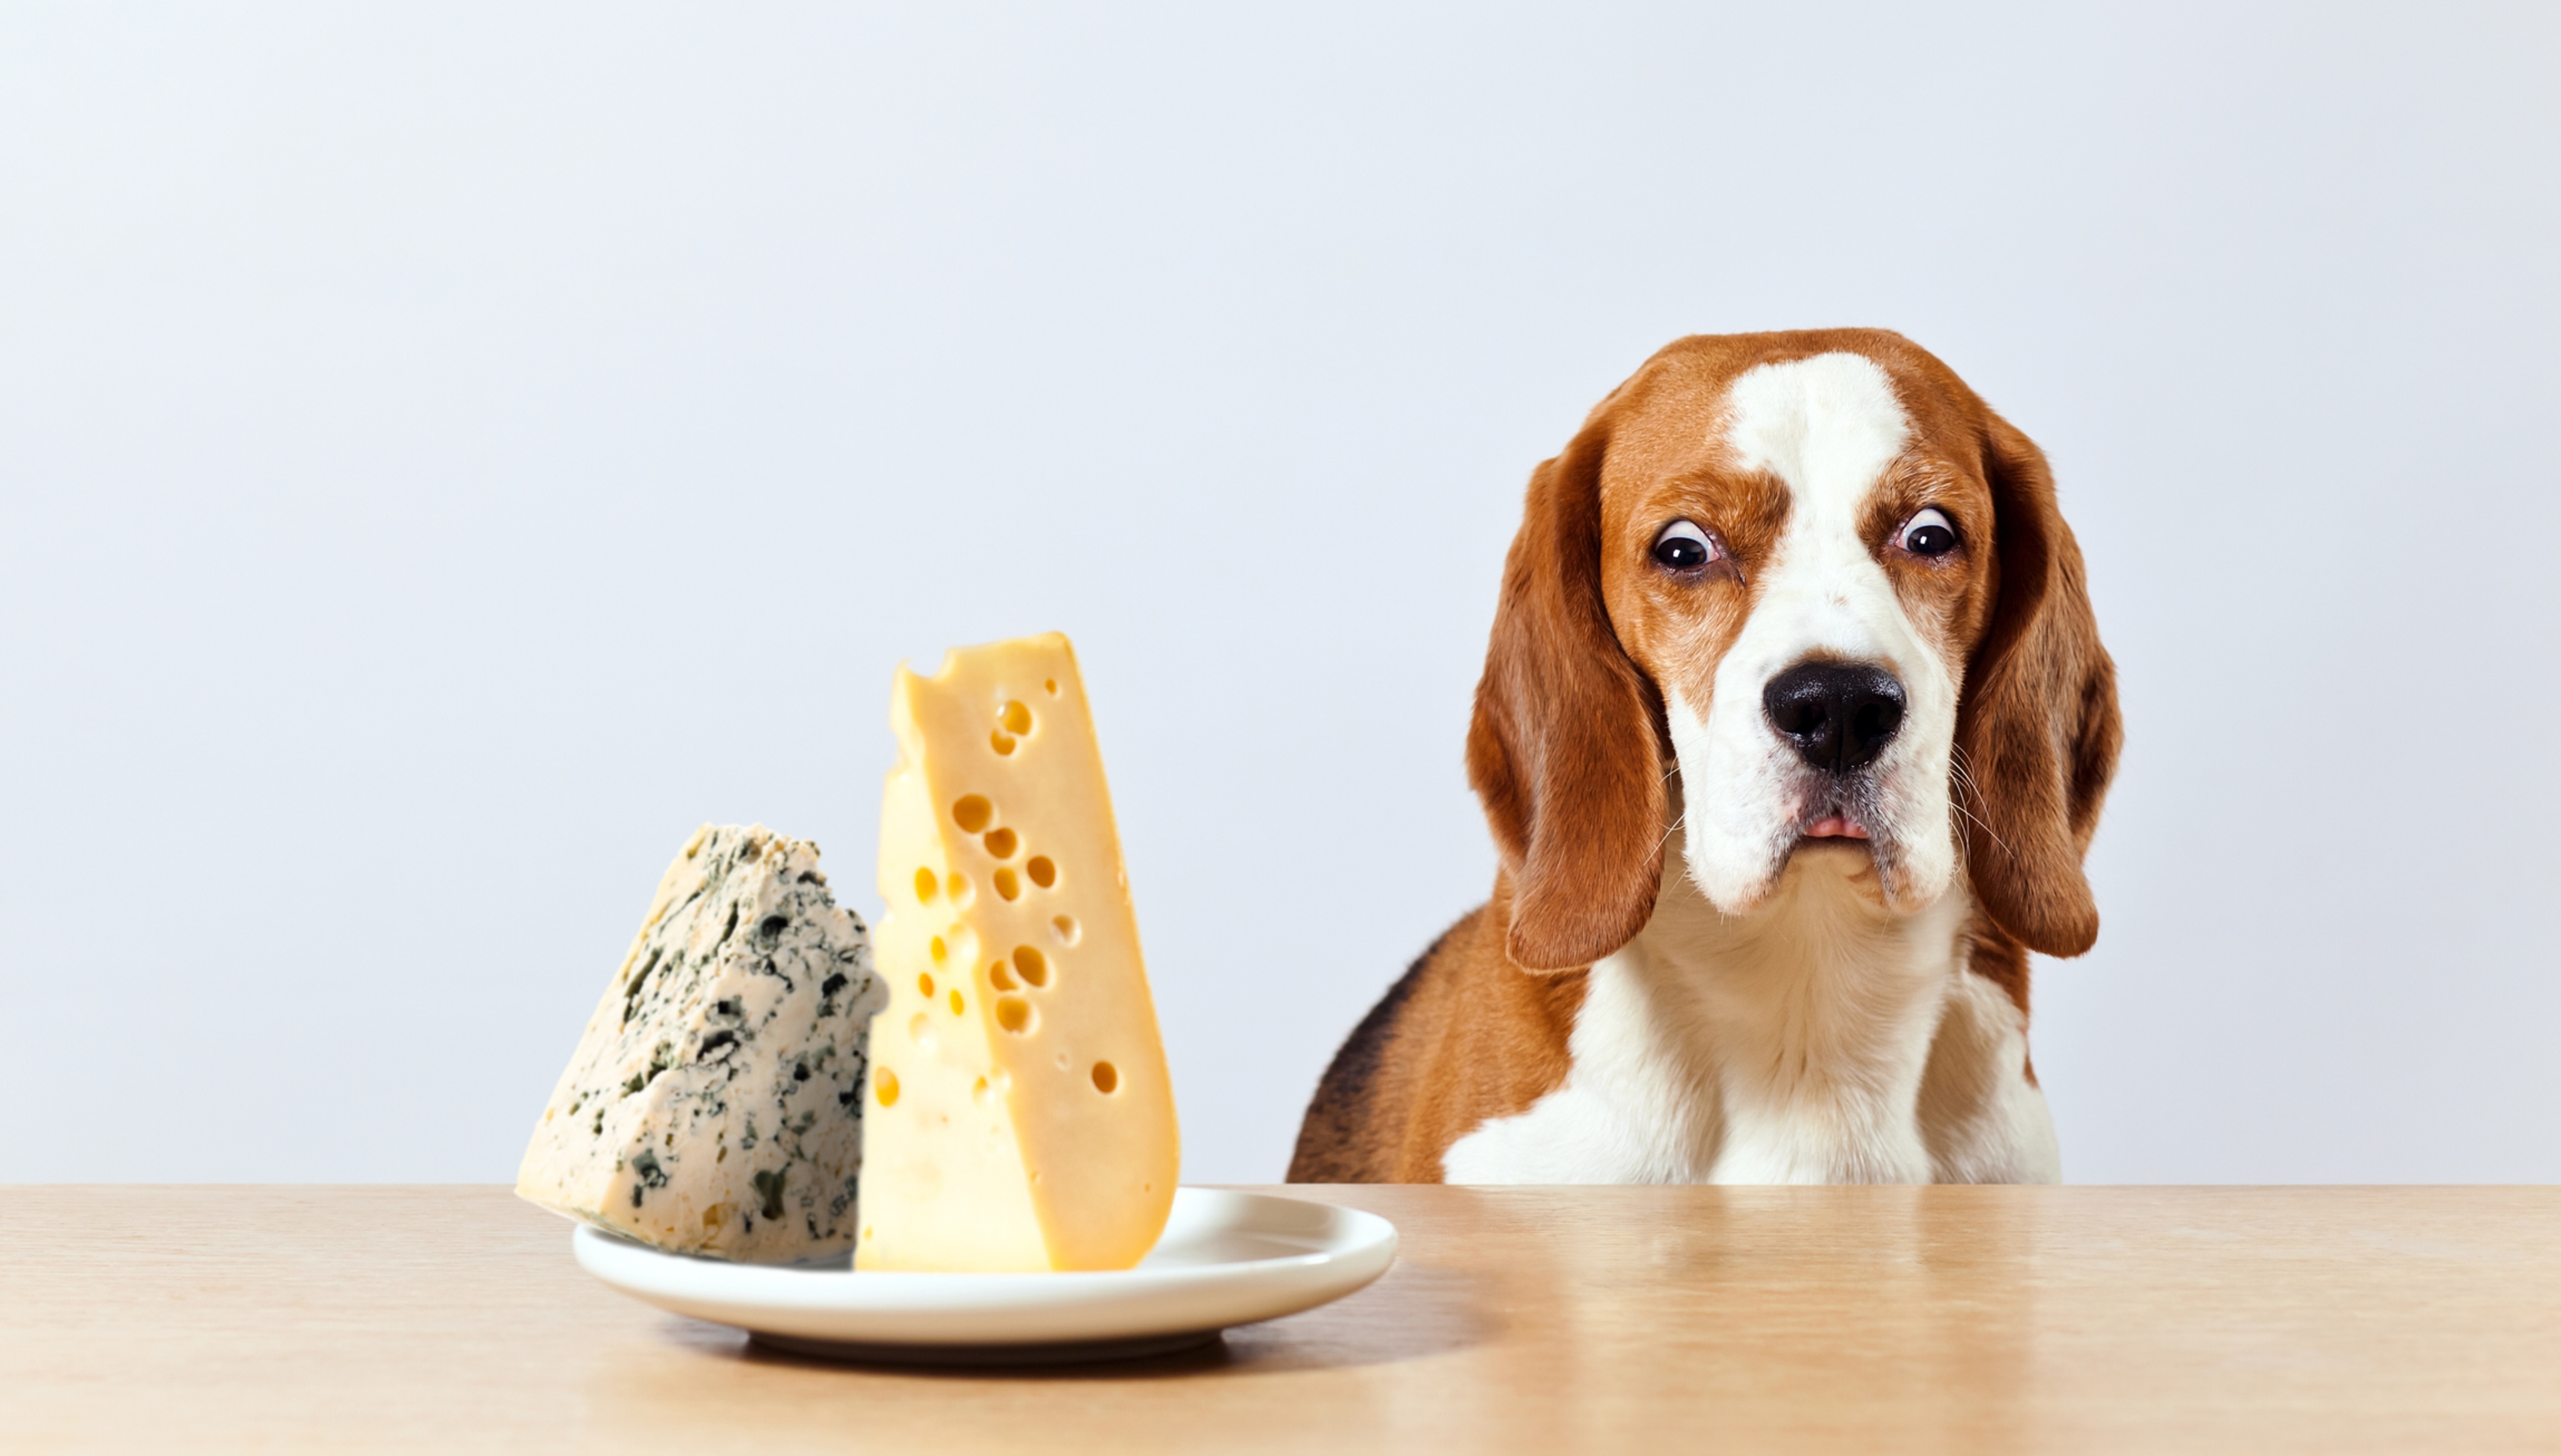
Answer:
(666, 1257, 1494, 1382)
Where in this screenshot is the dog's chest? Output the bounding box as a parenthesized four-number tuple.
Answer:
(1439, 866, 2058, 1185)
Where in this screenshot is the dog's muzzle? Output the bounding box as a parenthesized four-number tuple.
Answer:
(1763, 660, 1907, 774)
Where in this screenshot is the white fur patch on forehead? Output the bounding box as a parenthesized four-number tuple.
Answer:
(1718, 353, 1910, 504)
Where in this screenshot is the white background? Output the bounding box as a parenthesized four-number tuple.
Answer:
(5, 4, 2555, 1184)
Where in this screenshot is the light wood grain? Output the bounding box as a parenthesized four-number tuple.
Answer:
(2, 1185, 2555, 1453)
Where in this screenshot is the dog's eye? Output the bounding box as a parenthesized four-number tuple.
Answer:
(1897, 507, 1959, 557)
(1651, 519, 1718, 572)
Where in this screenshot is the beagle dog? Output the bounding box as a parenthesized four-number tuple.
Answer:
(1288, 330, 2119, 1185)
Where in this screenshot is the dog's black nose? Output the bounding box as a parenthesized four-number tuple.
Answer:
(1763, 661, 1907, 773)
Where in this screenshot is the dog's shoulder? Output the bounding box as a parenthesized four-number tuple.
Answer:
(1285, 912, 1476, 1183)
(1286, 901, 1586, 1182)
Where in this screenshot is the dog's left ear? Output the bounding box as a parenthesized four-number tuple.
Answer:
(1954, 412, 2123, 957)
(1467, 417, 1669, 972)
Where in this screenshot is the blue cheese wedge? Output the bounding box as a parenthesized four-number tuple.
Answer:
(517, 824, 886, 1263)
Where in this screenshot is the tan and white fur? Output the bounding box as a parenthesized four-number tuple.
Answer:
(1288, 330, 2119, 1187)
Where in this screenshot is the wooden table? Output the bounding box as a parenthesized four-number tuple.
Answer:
(4, 1186, 2556, 1453)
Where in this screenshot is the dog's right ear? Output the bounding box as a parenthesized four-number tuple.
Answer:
(1466, 420, 1669, 972)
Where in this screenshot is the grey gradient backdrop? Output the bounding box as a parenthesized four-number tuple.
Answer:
(6, 3, 2555, 1183)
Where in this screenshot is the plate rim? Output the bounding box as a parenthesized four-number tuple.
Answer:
(570, 1185, 1398, 1349)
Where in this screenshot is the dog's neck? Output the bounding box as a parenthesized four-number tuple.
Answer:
(1599, 822, 1973, 1182)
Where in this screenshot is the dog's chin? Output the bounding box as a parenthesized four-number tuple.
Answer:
(1681, 820, 1825, 916)
(1686, 824, 1949, 918)
(1792, 836, 1879, 862)
(1788, 836, 1894, 907)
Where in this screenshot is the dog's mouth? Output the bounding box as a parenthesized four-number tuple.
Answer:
(1795, 780, 1886, 850)
(1684, 750, 1952, 917)
(1802, 813, 1870, 841)
(1689, 761, 1930, 913)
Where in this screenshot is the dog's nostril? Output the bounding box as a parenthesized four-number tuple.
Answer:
(1770, 697, 1829, 738)
(1763, 661, 1907, 774)
(1853, 699, 1902, 742)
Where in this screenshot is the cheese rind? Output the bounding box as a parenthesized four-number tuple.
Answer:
(517, 824, 887, 1263)
(857, 633, 1180, 1272)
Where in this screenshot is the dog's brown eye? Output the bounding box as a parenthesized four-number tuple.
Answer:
(1652, 519, 1717, 572)
(1897, 507, 1959, 557)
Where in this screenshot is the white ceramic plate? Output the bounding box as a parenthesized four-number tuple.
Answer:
(573, 1187, 1397, 1363)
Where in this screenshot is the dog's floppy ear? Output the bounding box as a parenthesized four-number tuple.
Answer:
(1954, 412, 2122, 957)
(1466, 419, 1668, 972)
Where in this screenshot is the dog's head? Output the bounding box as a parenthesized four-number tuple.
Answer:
(1468, 330, 2120, 970)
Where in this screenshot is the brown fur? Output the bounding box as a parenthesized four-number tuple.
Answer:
(1464, 419, 1671, 972)
(1287, 330, 2120, 1184)
(1286, 896, 1589, 1183)
(1952, 413, 2122, 957)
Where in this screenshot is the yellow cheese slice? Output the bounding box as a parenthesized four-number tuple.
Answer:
(855, 632, 1179, 1271)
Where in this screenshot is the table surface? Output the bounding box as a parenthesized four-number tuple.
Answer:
(4, 1185, 2557, 1454)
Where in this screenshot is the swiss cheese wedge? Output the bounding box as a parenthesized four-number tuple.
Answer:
(856, 633, 1179, 1271)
